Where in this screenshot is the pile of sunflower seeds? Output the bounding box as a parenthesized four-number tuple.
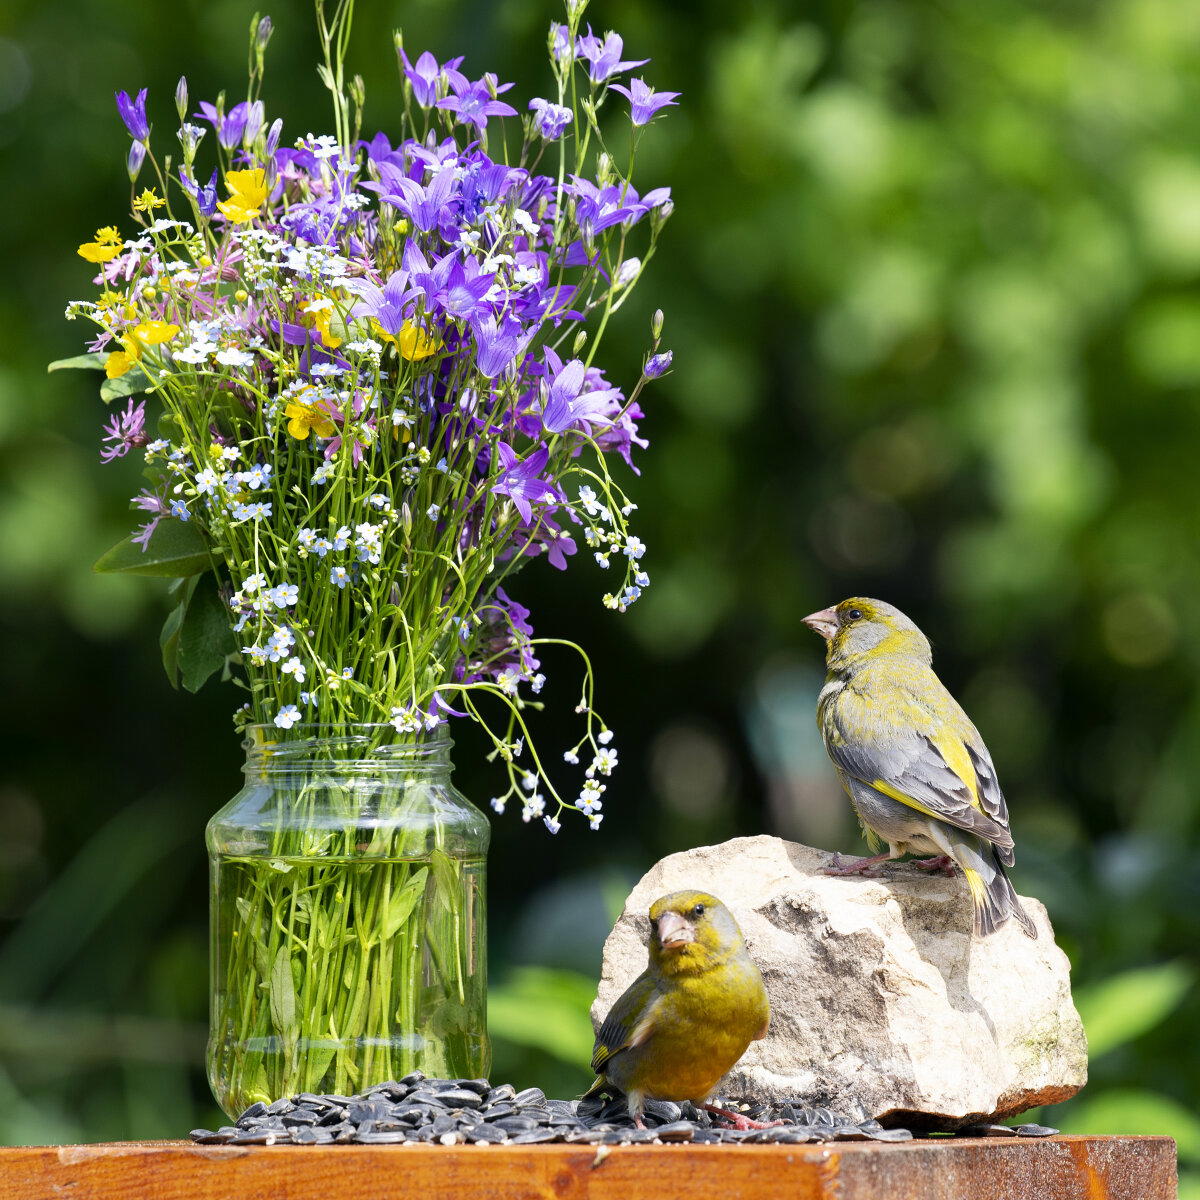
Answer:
(190, 1074, 1059, 1147)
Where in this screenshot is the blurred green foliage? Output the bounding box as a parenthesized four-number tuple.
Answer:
(2, 0, 1199, 1182)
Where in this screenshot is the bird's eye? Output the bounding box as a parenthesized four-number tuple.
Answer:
(691, 903, 705, 918)
(846, 608, 863, 621)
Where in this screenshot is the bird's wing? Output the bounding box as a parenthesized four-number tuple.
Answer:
(961, 737, 1015, 865)
(591, 971, 660, 1076)
(826, 695, 1014, 851)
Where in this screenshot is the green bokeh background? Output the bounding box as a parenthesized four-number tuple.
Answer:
(2, 0, 1198, 1180)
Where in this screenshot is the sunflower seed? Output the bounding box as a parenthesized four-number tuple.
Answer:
(509, 1128, 562, 1144)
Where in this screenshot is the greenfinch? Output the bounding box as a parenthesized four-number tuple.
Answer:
(586, 890, 772, 1129)
(803, 597, 1036, 939)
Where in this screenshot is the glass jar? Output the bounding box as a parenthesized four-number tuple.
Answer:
(205, 724, 490, 1118)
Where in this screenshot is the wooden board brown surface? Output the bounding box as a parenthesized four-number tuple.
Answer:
(0, 1135, 1176, 1200)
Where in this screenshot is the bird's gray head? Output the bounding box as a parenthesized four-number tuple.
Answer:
(802, 597, 932, 670)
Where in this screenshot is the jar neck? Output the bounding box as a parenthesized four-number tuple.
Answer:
(242, 724, 454, 778)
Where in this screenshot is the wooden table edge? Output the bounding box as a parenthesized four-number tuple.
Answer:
(0, 1134, 1178, 1200)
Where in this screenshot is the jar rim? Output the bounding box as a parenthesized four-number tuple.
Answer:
(240, 723, 454, 760)
(242, 722, 452, 735)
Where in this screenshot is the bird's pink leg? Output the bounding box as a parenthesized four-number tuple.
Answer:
(633, 1114, 647, 1130)
(820, 851, 892, 877)
(703, 1103, 785, 1131)
(911, 855, 957, 876)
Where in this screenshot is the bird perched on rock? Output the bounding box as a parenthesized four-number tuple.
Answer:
(803, 597, 1036, 939)
(585, 890, 773, 1129)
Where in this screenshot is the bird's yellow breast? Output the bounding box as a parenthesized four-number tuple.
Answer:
(625, 965, 768, 1103)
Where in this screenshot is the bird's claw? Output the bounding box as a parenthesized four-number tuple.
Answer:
(911, 855, 957, 877)
(703, 1103, 786, 1131)
(820, 851, 888, 878)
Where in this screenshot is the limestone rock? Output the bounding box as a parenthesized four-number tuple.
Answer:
(592, 835, 1087, 1129)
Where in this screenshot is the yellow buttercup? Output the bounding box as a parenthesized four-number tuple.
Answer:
(105, 320, 180, 379)
(217, 169, 269, 224)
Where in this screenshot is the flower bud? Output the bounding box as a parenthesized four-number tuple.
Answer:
(651, 309, 664, 339)
(616, 257, 641, 288)
(350, 74, 366, 108)
(643, 350, 672, 379)
(255, 15, 273, 52)
(573, 329, 588, 355)
(175, 76, 188, 121)
(597, 151, 611, 183)
(127, 139, 146, 182)
(265, 117, 283, 158)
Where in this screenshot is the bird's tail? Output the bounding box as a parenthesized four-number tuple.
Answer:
(961, 849, 1037, 939)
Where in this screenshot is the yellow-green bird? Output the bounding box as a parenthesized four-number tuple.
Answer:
(803, 597, 1036, 939)
(585, 890, 773, 1129)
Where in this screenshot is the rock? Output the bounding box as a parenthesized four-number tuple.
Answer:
(592, 835, 1087, 1130)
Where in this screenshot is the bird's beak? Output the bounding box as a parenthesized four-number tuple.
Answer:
(802, 605, 839, 642)
(656, 911, 694, 950)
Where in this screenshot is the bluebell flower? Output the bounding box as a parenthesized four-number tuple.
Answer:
(575, 29, 648, 83)
(398, 47, 464, 107)
(436, 76, 518, 131)
(490, 442, 560, 523)
(528, 98, 573, 141)
(115, 88, 150, 141)
(610, 78, 680, 127)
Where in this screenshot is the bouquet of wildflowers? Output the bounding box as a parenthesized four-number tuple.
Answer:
(59, 0, 676, 832)
(57, 0, 676, 1108)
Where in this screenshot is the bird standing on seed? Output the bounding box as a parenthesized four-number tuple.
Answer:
(585, 890, 775, 1130)
(803, 597, 1036, 938)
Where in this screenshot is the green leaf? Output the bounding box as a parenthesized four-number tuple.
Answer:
(47, 353, 106, 373)
(269, 946, 297, 1039)
(306, 1047, 335, 1088)
(383, 868, 428, 940)
(158, 576, 199, 690)
(178, 572, 236, 693)
(1062, 1088, 1200, 1160)
(429, 848, 460, 912)
(93, 518, 211, 578)
(159, 602, 185, 690)
(1075, 960, 1194, 1058)
(488, 966, 598, 1066)
(100, 365, 151, 402)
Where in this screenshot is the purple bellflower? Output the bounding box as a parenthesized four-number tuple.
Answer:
(436, 76, 518, 131)
(402, 243, 495, 322)
(471, 314, 528, 380)
(539, 348, 622, 435)
(345, 269, 416, 339)
(399, 48, 464, 108)
(180, 167, 219, 217)
(195, 100, 264, 150)
(549, 23, 574, 64)
(115, 88, 150, 141)
(576, 29, 648, 83)
(491, 442, 560, 523)
(528, 98, 573, 141)
(367, 163, 458, 232)
(609, 78, 680, 127)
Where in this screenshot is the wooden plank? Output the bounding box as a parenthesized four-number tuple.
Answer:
(0, 1136, 1176, 1200)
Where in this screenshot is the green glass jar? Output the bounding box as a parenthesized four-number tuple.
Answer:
(206, 724, 490, 1118)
